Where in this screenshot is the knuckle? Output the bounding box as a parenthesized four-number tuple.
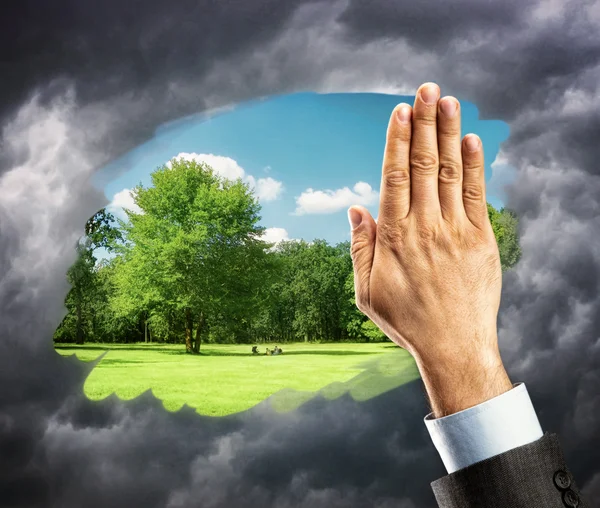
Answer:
(438, 161, 462, 183)
(383, 164, 410, 188)
(463, 159, 483, 172)
(438, 123, 461, 139)
(410, 151, 438, 175)
(414, 113, 437, 127)
(463, 184, 484, 201)
(388, 127, 412, 144)
(417, 225, 438, 245)
(350, 237, 370, 260)
(414, 217, 443, 245)
(376, 223, 395, 245)
(377, 219, 406, 246)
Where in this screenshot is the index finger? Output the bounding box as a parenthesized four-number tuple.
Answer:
(378, 103, 412, 226)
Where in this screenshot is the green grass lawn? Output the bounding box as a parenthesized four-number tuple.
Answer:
(54, 342, 419, 417)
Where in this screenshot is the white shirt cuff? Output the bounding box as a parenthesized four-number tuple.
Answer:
(424, 382, 543, 474)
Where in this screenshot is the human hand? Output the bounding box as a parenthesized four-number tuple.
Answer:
(348, 82, 512, 417)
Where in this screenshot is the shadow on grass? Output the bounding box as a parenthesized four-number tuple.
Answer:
(199, 350, 382, 357)
(55, 344, 183, 352)
(55, 345, 389, 358)
(95, 358, 171, 366)
(267, 351, 420, 413)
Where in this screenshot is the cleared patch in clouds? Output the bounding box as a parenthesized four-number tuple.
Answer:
(294, 181, 379, 215)
(167, 152, 283, 202)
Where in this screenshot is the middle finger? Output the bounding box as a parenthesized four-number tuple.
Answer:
(410, 83, 441, 220)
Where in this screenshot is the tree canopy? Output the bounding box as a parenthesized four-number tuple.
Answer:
(55, 161, 523, 348)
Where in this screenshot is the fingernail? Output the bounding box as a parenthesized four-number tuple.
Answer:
(348, 208, 363, 230)
(440, 98, 457, 117)
(396, 104, 411, 123)
(420, 83, 439, 104)
(465, 134, 480, 152)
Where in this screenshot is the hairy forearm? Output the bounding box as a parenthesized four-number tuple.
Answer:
(415, 344, 513, 418)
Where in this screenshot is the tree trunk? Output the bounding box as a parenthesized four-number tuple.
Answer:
(144, 317, 148, 343)
(185, 308, 194, 353)
(91, 312, 97, 343)
(193, 311, 204, 354)
(75, 299, 84, 345)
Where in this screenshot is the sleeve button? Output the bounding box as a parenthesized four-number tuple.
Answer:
(562, 489, 579, 507)
(554, 470, 572, 490)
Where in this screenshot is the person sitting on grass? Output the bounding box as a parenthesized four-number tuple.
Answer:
(251, 345, 259, 355)
(265, 348, 271, 356)
(272, 346, 280, 356)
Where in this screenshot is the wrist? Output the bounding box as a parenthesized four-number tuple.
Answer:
(415, 346, 512, 418)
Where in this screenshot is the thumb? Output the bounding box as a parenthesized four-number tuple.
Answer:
(348, 206, 377, 312)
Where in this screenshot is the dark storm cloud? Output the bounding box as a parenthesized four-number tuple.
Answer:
(0, 0, 316, 112)
(337, 0, 525, 48)
(2, 0, 600, 506)
(0, 0, 318, 173)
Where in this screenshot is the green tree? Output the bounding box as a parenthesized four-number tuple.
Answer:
(63, 241, 96, 344)
(88, 258, 141, 343)
(261, 239, 354, 343)
(113, 158, 270, 353)
(342, 271, 386, 342)
(488, 204, 522, 271)
(55, 198, 522, 346)
(55, 208, 122, 344)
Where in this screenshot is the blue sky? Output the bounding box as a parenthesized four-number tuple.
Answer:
(94, 92, 512, 256)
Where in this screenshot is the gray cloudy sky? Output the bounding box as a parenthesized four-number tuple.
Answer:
(1, 0, 599, 506)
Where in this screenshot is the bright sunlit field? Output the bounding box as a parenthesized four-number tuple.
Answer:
(54, 342, 420, 416)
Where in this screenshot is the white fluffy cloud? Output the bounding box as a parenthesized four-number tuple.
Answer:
(260, 227, 301, 251)
(294, 181, 379, 215)
(107, 188, 142, 218)
(167, 152, 283, 202)
(261, 227, 291, 245)
(246, 176, 283, 202)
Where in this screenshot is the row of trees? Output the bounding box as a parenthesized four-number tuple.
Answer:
(54, 159, 522, 352)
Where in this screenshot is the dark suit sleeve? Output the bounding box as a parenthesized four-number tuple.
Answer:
(431, 432, 589, 508)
